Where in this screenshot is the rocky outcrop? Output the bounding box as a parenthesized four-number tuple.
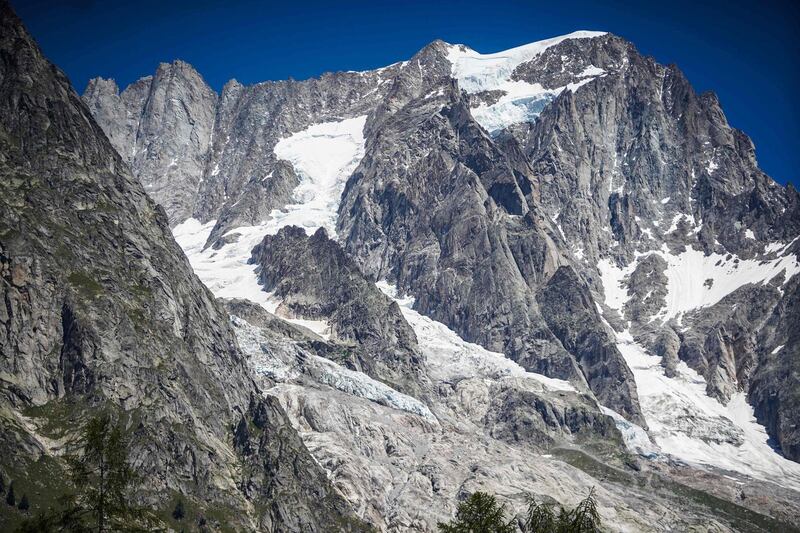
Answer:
(83, 61, 217, 225)
(484, 381, 624, 451)
(519, 34, 800, 264)
(537, 266, 643, 427)
(0, 4, 367, 529)
(749, 273, 800, 461)
(84, 59, 403, 238)
(509, 33, 800, 456)
(249, 226, 427, 396)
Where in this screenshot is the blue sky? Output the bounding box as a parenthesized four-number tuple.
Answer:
(12, 0, 799, 186)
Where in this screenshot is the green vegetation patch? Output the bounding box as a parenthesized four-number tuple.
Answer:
(66, 271, 104, 298)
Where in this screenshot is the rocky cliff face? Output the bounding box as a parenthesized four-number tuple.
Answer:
(249, 226, 428, 397)
(84, 59, 402, 238)
(335, 40, 645, 426)
(506, 33, 800, 460)
(0, 3, 367, 530)
(83, 61, 217, 225)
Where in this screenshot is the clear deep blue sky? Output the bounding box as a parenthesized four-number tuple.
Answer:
(11, 0, 799, 186)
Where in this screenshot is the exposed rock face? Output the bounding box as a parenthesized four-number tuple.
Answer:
(250, 226, 427, 396)
(0, 4, 366, 530)
(83, 61, 217, 225)
(84, 61, 402, 238)
(508, 33, 800, 459)
(483, 381, 623, 448)
(519, 34, 800, 263)
(197, 68, 401, 244)
(335, 42, 645, 426)
(749, 274, 800, 462)
(225, 295, 800, 533)
(537, 266, 642, 427)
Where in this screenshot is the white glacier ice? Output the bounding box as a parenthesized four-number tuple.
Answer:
(600, 406, 659, 458)
(446, 31, 607, 132)
(231, 315, 435, 420)
(270, 114, 368, 238)
(173, 115, 369, 334)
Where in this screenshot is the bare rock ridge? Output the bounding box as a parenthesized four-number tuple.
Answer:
(509, 33, 800, 459)
(83, 59, 404, 238)
(0, 3, 367, 530)
(249, 225, 429, 397)
(84, 60, 217, 225)
(336, 41, 646, 427)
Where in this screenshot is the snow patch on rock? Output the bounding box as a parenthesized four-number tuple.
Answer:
(376, 281, 575, 392)
(173, 115, 369, 326)
(598, 246, 800, 322)
(614, 330, 800, 489)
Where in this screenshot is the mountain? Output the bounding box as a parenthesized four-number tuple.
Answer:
(5, 4, 799, 530)
(0, 3, 368, 530)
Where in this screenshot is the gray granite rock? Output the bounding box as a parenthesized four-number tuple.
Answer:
(0, 4, 368, 529)
(249, 226, 428, 397)
(84, 60, 217, 226)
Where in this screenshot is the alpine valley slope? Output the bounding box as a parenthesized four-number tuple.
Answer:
(83, 28, 800, 532)
(0, 3, 370, 531)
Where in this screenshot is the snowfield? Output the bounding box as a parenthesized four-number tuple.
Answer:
(174, 116, 441, 418)
(598, 243, 800, 322)
(173, 115, 367, 312)
(597, 238, 800, 487)
(173, 115, 369, 333)
(614, 329, 800, 489)
(446, 31, 607, 132)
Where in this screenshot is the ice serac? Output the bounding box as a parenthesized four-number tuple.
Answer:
(337, 37, 646, 426)
(83, 60, 217, 225)
(0, 4, 367, 530)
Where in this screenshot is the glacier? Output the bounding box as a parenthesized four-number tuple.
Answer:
(446, 31, 607, 132)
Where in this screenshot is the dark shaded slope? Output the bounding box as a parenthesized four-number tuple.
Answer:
(0, 3, 368, 530)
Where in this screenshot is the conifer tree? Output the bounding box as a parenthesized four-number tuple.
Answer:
(63, 412, 141, 531)
(18, 493, 29, 512)
(437, 491, 516, 533)
(523, 487, 602, 533)
(523, 495, 557, 533)
(563, 488, 601, 533)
